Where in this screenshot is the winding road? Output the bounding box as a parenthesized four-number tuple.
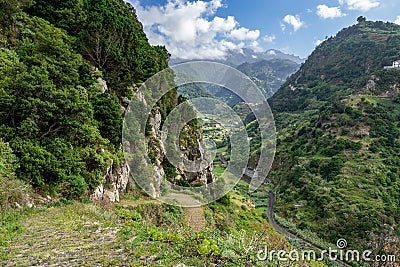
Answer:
(217, 153, 351, 267)
(253, 181, 350, 266)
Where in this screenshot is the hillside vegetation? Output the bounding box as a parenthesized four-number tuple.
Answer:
(270, 17, 400, 111)
(0, 182, 323, 266)
(0, 1, 315, 266)
(268, 18, 400, 258)
(237, 59, 299, 98)
(0, 0, 171, 201)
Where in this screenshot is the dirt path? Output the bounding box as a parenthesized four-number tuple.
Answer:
(183, 207, 206, 232)
(162, 192, 207, 231)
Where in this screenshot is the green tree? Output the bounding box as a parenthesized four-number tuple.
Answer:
(357, 16, 366, 23)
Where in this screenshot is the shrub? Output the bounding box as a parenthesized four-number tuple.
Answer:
(62, 175, 88, 199)
(0, 139, 31, 208)
(116, 209, 142, 222)
(198, 239, 221, 256)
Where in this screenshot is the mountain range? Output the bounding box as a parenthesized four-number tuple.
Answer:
(176, 49, 301, 100)
(169, 48, 304, 67)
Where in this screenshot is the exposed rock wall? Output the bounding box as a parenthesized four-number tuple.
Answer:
(91, 161, 130, 202)
(146, 106, 215, 196)
(91, 88, 215, 202)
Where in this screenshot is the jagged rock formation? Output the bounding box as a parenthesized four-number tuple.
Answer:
(91, 161, 130, 202)
(92, 85, 215, 202)
(142, 93, 215, 198)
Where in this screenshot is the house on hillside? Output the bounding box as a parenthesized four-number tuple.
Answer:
(384, 60, 400, 69)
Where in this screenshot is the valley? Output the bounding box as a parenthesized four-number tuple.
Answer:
(0, 1, 399, 266)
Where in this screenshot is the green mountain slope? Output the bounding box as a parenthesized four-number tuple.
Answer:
(237, 59, 299, 98)
(0, 0, 179, 200)
(270, 18, 400, 112)
(268, 18, 400, 257)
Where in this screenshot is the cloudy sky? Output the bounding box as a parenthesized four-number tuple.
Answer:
(129, 0, 400, 59)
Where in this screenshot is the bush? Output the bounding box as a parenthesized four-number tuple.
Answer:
(0, 139, 31, 208)
(117, 209, 142, 222)
(62, 175, 88, 199)
(319, 157, 343, 181)
(0, 138, 17, 180)
(216, 193, 231, 205)
(198, 239, 221, 256)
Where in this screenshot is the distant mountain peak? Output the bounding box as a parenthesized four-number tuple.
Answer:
(169, 48, 304, 67)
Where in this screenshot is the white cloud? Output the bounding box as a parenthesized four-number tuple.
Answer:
(130, 0, 264, 60)
(314, 39, 326, 46)
(282, 15, 304, 32)
(229, 28, 260, 41)
(338, 0, 380, 12)
(395, 16, 400, 25)
(263, 34, 276, 43)
(249, 40, 263, 52)
(317, 5, 345, 19)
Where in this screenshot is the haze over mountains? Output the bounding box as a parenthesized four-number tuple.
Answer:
(169, 48, 304, 67)
(175, 48, 302, 99)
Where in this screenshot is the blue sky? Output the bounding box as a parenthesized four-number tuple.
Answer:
(130, 0, 400, 59)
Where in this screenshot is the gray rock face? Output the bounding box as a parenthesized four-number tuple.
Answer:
(97, 77, 108, 93)
(179, 137, 214, 185)
(145, 104, 215, 196)
(90, 162, 130, 202)
(92, 87, 214, 203)
(131, 104, 216, 200)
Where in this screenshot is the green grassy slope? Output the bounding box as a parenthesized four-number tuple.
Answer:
(267, 18, 400, 259)
(0, 186, 324, 267)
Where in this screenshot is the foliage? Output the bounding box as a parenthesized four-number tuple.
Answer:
(0, 0, 179, 199)
(0, 139, 31, 209)
(0, 138, 17, 180)
(198, 239, 221, 256)
(92, 92, 123, 148)
(237, 59, 299, 98)
(28, 0, 170, 98)
(266, 18, 400, 254)
(0, 21, 116, 195)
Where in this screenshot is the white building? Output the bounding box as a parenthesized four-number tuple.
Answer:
(384, 60, 400, 69)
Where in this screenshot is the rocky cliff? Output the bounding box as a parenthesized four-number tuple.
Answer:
(92, 85, 215, 202)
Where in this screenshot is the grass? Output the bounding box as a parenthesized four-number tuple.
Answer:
(0, 186, 329, 267)
(213, 166, 226, 177)
(216, 146, 229, 154)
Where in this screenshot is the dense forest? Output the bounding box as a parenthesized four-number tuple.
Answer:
(0, 0, 170, 202)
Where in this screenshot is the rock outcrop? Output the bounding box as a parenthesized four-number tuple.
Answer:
(146, 106, 215, 197)
(92, 85, 215, 203)
(91, 161, 130, 202)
